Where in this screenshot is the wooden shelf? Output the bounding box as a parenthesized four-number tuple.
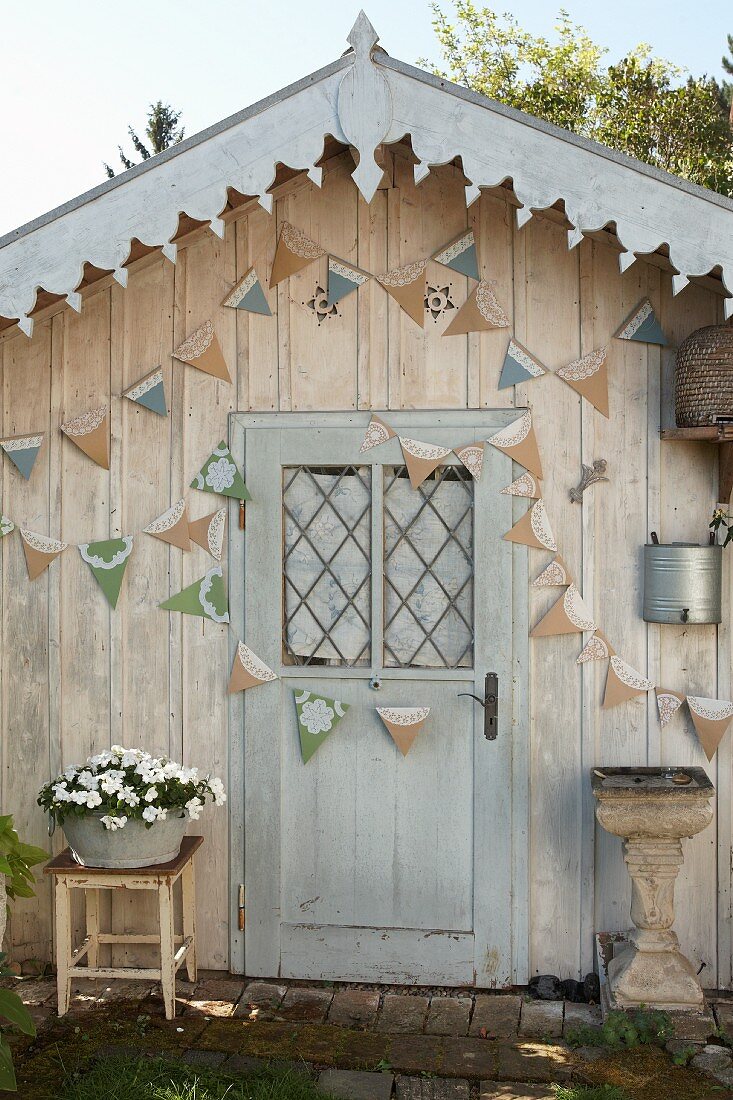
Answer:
(660, 426, 733, 503)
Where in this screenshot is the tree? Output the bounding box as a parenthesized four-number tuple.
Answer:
(422, 4, 733, 196)
(104, 101, 185, 179)
(723, 33, 733, 119)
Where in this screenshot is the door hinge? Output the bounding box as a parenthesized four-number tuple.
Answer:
(238, 883, 245, 930)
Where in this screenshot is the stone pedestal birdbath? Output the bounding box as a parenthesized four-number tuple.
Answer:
(592, 766, 714, 1011)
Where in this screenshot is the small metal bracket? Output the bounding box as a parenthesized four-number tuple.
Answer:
(458, 672, 499, 740)
(569, 459, 609, 503)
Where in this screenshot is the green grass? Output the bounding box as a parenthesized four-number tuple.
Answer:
(57, 1056, 332, 1100)
(552, 1086, 631, 1100)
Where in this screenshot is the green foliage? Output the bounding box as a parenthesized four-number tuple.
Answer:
(710, 508, 733, 547)
(58, 1055, 331, 1100)
(670, 1044, 698, 1065)
(0, 815, 46, 902)
(104, 101, 185, 179)
(551, 1085, 630, 1100)
(0, 953, 36, 1092)
(565, 1007, 673, 1050)
(422, 4, 733, 195)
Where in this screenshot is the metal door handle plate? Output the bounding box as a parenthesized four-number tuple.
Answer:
(458, 672, 499, 740)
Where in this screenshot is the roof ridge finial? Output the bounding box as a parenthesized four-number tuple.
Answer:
(347, 10, 379, 56)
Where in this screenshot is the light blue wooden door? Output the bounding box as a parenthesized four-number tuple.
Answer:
(233, 412, 523, 986)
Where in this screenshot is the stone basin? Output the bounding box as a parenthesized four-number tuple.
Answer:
(592, 766, 715, 1011)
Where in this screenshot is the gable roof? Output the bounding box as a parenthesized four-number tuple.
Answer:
(1, 10, 732, 336)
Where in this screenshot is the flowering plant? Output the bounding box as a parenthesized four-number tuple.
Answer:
(37, 746, 226, 831)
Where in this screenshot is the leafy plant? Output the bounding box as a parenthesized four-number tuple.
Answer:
(0, 815, 46, 903)
(670, 1044, 698, 1066)
(0, 952, 35, 1091)
(711, 509, 733, 547)
(565, 1007, 673, 1050)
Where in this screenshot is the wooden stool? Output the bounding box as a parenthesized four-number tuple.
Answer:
(44, 834, 202, 1020)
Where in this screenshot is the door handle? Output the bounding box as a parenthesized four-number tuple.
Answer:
(458, 672, 499, 740)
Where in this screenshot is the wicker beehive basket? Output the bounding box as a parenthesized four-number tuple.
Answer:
(675, 324, 733, 427)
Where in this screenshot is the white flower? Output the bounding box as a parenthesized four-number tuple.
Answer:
(142, 805, 166, 823)
(186, 797, 203, 821)
(121, 750, 140, 768)
(178, 767, 199, 784)
(77, 770, 99, 790)
(144, 787, 158, 803)
(52, 783, 70, 802)
(300, 698, 335, 735)
(209, 777, 226, 806)
(205, 456, 236, 493)
(64, 766, 78, 781)
(82, 790, 102, 809)
(100, 815, 127, 831)
(110, 745, 125, 756)
(90, 751, 115, 769)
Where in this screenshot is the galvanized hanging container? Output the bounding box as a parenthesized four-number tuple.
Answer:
(643, 544, 722, 625)
(675, 325, 733, 427)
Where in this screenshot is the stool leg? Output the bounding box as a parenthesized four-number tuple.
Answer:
(55, 880, 72, 1016)
(85, 889, 99, 969)
(158, 883, 176, 1020)
(181, 860, 197, 983)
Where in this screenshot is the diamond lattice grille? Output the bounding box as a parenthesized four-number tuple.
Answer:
(383, 466, 474, 668)
(283, 466, 371, 666)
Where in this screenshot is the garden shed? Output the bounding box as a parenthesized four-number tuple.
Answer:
(1, 12, 733, 992)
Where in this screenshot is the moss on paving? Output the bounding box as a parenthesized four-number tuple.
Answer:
(573, 1044, 732, 1099)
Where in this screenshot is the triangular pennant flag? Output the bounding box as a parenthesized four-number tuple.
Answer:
(454, 441, 485, 480)
(78, 536, 134, 609)
(556, 348, 609, 418)
(60, 406, 110, 469)
(189, 509, 226, 561)
(432, 229, 479, 281)
(221, 267, 272, 315)
(503, 499, 557, 552)
(173, 320, 231, 383)
(122, 367, 167, 416)
(360, 414, 396, 453)
(159, 565, 229, 623)
(144, 499, 191, 552)
(500, 472, 541, 499)
(376, 260, 428, 327)
(488, 410, 543, 479)
(399, 437, 452, 489)
(20, 529, 67, 581)
(443, 279, 509, 336)
(377, 707, 431, 757)
(228, 641, 278, 693)
(656, 687, 685, 728)
(0, 432, 45, 480)
(191, 442, 251, 501)
(270, 223, 326, 288)
(294, 689, 349, 763)
(0, 516, 14, 539)
(614, 298, 667, 346)
(686, 696, 733, 760)
(498, 340, 547, 389)
(533, 555, 571, 588)
(531, 582, 595, 637)
(327, 257, 371, 306)
(577, 631, 616, 665)
(602, 655, 654, 709)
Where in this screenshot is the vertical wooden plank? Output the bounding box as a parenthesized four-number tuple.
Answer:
(241, 207, 279, 412)
(357, 183, 388, 410)
(2, 323, 53, 961)
(475, 194, 514, 410)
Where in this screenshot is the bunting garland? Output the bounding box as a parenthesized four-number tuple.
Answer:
(159, 565, 229, 624)
(221, 268, 272, 315)
(499, 340, 547, 389)
(432, 229, 479, 281)
(270, 222, 326, 288)
(443, 280, 509, 337)
(656, 687, 685, 728)
(189, 509, 226, 561)
(376, 261, 428, 327)
(327, 257, 371, 306)
(360, 414, 396, 453)
(454, 441, 485, 480)
(144, 499, 191, 551)
(122, 368, 167, 417)
(295, 690, 349, 763)
(20, 530, 67, 580)
(376, 707, 430, 756)
(190, 442, 251, 501)
(530, 583, 595, 637)
(60, 406, 110, 469)
(503, 499, 557, 552)
(0, 432, 45, 480)
(500, 472, 541, 499)
(228, 641, 277, 693)
(399, 437, 452, 489)
(555, 348, 609, 418)
(78, 536, 134, 609)
(488, 410, 543, 479)
(614, 298, 666, 346)
(173, 320, 231, 383)
(532, 556, 570, 587)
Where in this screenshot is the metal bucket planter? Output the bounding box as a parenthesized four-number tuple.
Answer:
(643, 544, 722, 625)
(63, 812, 188, 869)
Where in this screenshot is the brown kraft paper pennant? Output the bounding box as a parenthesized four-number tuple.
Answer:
(269, 222, 326, 288)
(20, 529, 68, 580)
(376, 707, 431, 757)
(60, 406, 110, 469)
(532, 555, 571, 588)
(173, 320, 231, 382)
(454, 441, 485, 480)
(556, 347, 609, 418)
(376, 260, 428, 327)
(189, 508, 226, 561)
(360, 414, 396, 453)
(487, 410, 543, 480)
(144, 498, 191, 552)
(686, 696, 733, 760)
(500, 472, 541, 499)
(577, 630, 616, 665)
(228, 641, 278, 693)
(531, 583, 595, 637)
(399, 437, 452, 489)
(656, 687, 685, 728)
(602, 655, 654, 709)
(443, 279, 509, 336)
(503, 499, 557, 552)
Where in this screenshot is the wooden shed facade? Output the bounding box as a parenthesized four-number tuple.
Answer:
(1, 15, 733, 988)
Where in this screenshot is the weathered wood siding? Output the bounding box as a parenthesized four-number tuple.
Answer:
(0, 151, 728, 982)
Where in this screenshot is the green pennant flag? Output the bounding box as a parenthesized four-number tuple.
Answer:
(78, 536, 134, 609)
(159, 565, 229, 623)
(294, 689, 349, 763)
(190, 442, 251, 501)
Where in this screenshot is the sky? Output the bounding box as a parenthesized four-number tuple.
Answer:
(0, 0, 730, 236)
